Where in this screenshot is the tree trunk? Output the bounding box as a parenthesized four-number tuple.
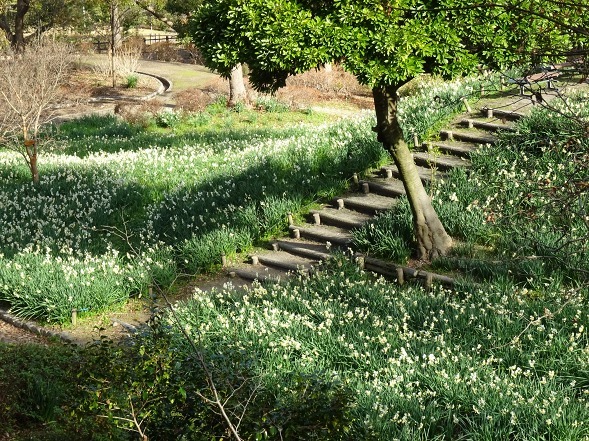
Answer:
(228, 64, 247, 107)
(26, 143, 39, 185)
(110, 1, 123, 87)
(372, 85, 452, 260)
(111, 2, 123, 50)
(29, 153, 39, 185)
(11, 0, 30, 51)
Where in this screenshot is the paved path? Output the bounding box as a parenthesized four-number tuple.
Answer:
(80, 54, 220, 108)
(136, 58, 219, 91)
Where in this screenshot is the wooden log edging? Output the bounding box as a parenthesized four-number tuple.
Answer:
(0, 308, 77, 345)
(359, 254, 456, 287)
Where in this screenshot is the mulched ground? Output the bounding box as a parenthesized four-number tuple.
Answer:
(0, 321, 51, 345)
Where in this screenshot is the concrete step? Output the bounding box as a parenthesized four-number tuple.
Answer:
(253, 251, 317, 274)
(439, 129, 497, 145)
(227, 265, 288, 284)
(413, 151, 471, 171)
(272, 238, 332, 261)
(289, 224, 353, 247)
(480, 107, 525, 121)
(380, 163, 440, 183)
(425, 141, 478, 158)
(459, 118, 516, 132)
(309, 207, 372, 230)
(334, 193, 399, 215)
(359, 178, 406, 198)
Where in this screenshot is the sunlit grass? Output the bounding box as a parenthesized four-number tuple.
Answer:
(0, 111, 386, 322)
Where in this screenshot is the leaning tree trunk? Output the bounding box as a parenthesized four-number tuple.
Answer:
(372, 85, 452, 260)
(228, 63, 247, 107)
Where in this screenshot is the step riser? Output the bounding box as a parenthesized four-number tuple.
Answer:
(428, 144, 472, 159)
(359, 180, 405, 199)
(231, 269, 286, 283)
(339, 202, 384, 215)
(290, 226, 352, 247)
(256, 257, 312, 274)
(480, 108, 524, 121)
(381, 167, 434, 183)
(308, 213, 365, 230)
(273, 241, 332, 261)
(413, 157, 457, 172)
(440, 130, 496, 145)
(460, 119, 516, 132)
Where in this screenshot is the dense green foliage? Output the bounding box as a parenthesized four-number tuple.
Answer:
(191, 0, 588, 91)
(0, 342, 121, 441)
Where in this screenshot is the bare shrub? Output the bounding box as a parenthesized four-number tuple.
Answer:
(115, 100, 164, 127)
(179, 43, 205, 64)
(275, 86, 326, 108)
(175, 88, 215, 112)
(115, 104, 152, 128)
(113, 43, 142, 76)
(73, 39, 95, 54)
(142, 42, 181, 62)
(0, 40, 73, 184)
(286, 64, 369, 96)
(91, 38, 143, 82)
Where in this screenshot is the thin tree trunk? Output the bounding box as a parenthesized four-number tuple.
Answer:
(372, 85, 452, 260)
(29, 153, 39, 185)
(228, 64, 247, 107)
(110, 1, 123, 87)
(25, 141, 39, 185)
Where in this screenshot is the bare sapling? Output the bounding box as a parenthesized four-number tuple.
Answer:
(0, 39, 73, 184)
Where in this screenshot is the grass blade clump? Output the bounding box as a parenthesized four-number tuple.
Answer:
(353, 197, 413, 262)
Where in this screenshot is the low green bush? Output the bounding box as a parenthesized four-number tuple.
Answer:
(155, 109, 182, 128)
(255, 95, 290, 113)
(0, 343, 117, 440)
(125, 74, 138, 89)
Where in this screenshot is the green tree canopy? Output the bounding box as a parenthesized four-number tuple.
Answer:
(190, 0, 588, 259)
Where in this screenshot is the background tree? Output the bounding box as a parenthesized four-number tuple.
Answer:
(0, 40, 73, 184)
(134, 0, 247, 105)
(190, 0, 589, 259)
(0, 0, 85, 50)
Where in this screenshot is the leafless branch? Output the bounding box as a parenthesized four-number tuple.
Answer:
(156, 285, 247, 441)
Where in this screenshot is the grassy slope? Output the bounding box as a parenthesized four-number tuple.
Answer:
(3, 77, 588, 440)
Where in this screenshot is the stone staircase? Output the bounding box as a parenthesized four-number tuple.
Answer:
(224, 105, 525, 287)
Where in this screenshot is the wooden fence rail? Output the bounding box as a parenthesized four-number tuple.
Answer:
(93, 34, 178, 53)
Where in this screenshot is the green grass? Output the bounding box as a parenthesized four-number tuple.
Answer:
(3, 75, 589, 441)
(0, 109, 386, 323)
(83, 257, 589, 440)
